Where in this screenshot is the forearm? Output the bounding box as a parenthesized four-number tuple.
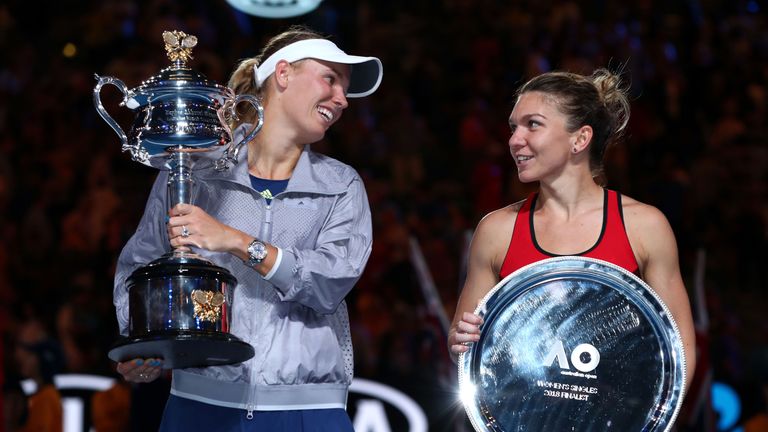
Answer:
(269, 244, 370, 313)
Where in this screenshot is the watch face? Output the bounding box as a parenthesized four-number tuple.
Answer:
(248, 241, 267, 260)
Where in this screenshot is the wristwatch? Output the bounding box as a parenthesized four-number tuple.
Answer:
(246, 238, 268, 266)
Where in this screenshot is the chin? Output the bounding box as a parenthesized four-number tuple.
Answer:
(301, 129, 326, 144)
(517, 172, 538, 184)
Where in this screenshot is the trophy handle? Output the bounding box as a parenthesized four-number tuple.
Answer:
(93, 74, 149, 164)
(215, 94, 264, 171)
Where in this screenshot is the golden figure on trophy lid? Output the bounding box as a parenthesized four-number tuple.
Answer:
(162, 30, 198, 64)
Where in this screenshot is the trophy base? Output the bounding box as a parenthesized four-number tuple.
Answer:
(108, 330, 255, 369)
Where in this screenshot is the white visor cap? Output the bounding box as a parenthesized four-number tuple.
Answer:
(254, 39, 383, 98)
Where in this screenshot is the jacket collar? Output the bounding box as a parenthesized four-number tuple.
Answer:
(197, 124, 348, 195)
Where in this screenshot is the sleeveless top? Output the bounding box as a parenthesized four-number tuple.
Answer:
(499, 189, 639, 278)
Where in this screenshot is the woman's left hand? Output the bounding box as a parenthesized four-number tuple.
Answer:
(167, 203, 239, 253)
(448, 312, 484, 357)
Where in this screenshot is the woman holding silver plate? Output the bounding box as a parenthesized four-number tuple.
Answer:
(113, 25, 382, 431)
(448, 68, 696, 391)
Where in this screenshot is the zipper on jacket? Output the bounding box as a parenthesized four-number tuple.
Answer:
(260, 203, 273, 241)
(246, 404, 256, 420)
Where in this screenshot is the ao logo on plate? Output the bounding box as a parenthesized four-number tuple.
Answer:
(542, 340, 601, 373)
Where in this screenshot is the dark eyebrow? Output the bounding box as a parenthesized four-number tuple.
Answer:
(510, 113, 547, 125)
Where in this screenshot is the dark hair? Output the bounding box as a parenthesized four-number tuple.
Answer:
(226, 25, 326, 129)
(19, 339, 64, 385)
(516, 68, 630, 178)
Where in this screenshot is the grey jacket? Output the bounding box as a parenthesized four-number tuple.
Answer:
(114, 132, 372, 412)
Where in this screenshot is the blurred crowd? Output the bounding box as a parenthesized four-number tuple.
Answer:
(0, 0, 766, 430)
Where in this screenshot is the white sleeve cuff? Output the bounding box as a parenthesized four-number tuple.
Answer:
(262, 247, 283, 280)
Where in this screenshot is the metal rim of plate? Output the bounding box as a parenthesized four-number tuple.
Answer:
(458, 256, 687, 432)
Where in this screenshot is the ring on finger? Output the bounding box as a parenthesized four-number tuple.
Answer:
(181, 225, 190, 237)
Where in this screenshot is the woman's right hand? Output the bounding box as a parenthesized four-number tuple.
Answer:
(167, 203, 248, 255)
(449, 312, 484, 357)
(116, 358, 164, 383)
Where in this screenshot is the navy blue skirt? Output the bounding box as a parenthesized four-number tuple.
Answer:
(158, 395, 355, 432)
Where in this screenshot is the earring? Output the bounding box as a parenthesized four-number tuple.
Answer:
(572, 148, 578, 153)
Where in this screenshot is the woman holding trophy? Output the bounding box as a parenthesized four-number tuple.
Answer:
(113, 26, 382, 431)
(448, 68, 696, 391)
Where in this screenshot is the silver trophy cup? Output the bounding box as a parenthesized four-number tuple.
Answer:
(459, 257, 687, 431)
(94, 31, 262, 369)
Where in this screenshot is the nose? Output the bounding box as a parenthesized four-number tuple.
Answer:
(333, 87, 349, 110)
(509, 129, 525, 150)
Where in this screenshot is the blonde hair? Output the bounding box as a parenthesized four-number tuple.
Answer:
(225, 25, 326, 130)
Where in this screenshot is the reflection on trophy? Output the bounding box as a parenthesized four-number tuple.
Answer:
(93, 30, 261, 369)
(459, 257, 686, 431)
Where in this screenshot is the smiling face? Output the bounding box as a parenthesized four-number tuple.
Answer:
(508, 91, 579, 184)
(280, 58, 351, 144)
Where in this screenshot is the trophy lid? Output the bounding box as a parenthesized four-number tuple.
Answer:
(125, 30, 229, 108)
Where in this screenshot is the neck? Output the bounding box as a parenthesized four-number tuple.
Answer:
(537, 172, 603, 217)
(248, 112, 308, 178)
(245, 103, 313, 179)
(247, 140, 302, 180)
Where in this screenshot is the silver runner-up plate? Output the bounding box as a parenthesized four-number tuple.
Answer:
(458, 257, 686, 432)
